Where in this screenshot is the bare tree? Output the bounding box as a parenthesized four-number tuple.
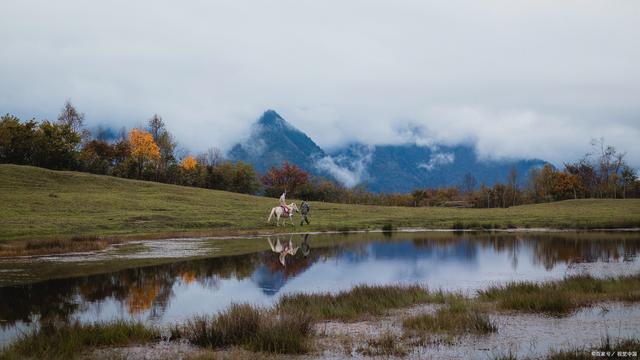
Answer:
(148, 114, 165, 143)
(507, 167, 518, 206)
(621, 165, 637, 199)
(460, 172, 477, 195)
(590, 138, 626, 198)
(197, 147, 224, 167)
(57, 100, 85, 133)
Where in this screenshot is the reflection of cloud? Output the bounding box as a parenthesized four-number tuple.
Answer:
(315, 147, 373, 187)
(418, 152, 455, 171)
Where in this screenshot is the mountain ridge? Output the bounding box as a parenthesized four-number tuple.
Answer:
(228, 110, 546, 192)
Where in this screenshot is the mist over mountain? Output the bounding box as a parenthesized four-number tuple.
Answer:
(228, 110, 546, 193)
(227, 110, 326, 175)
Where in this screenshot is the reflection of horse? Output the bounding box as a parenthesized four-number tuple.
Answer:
(267, 203, 299, 226)
(268, 237, 299, 266)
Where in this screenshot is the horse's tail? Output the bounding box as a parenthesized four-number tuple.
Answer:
(267, 208, 275, 223)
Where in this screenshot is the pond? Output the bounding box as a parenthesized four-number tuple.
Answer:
(1, 231, 639, 347)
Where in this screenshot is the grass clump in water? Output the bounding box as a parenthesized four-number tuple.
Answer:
(403, 299, 497, 336)
(171, 304, 312, 354)
(356, 331, 407, 357)
(478, 274, 640, 315)
(278, 284, 446, 321)
(547, 337, 640, 360)
(0, 320, 159, 360)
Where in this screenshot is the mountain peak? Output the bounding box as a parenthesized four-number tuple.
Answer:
(257, 110, 286, 127)
(228, 110, 325, 174)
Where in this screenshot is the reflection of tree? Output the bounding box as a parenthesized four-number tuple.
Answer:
(1, 232, 640, 331)
(411, 233, 640, 271)
(127, 282, 161, 314)
(180, 271, 197, 284)
(0, 252, 263, 328)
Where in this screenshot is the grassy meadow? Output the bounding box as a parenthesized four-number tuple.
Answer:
(1, 164, 640, 251)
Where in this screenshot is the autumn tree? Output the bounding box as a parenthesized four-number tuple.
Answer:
(553, 171, 583, 200)
(262, 161, 309, 197)
(80, 139, 116, 174)
(180, 155, 197, 170)
(129, 129, 160, 178)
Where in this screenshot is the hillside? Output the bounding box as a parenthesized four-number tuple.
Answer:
(1, 165, 640, 245)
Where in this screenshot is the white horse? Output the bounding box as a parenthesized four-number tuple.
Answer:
(267, 237, 299, 266)
(267, 203, 299, 226)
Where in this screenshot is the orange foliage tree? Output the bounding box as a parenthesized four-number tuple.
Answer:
(129, 128, 160, 178)
(180, 155, 197, 171)
(262, 161, 309, 197)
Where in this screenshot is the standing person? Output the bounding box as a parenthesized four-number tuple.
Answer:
(300, 200, 310, 226)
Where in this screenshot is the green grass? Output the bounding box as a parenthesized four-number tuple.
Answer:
(277, 284, 445, 321)
(2, 164, 640, 246)
(0, 320, 159, 360)
(403, 297, 497, 336)
(478, 274, 640, 315)
(170, 303, 312, 354)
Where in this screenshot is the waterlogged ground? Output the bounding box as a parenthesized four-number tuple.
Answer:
(1, 231, 640, 356)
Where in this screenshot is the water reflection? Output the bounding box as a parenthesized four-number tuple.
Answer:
(1, 231, 639, 345)
(267, 236, 302, 266)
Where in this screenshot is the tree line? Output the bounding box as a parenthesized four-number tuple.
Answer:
(1, 102, 638, 207)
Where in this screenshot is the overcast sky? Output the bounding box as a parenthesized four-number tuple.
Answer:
(1, 0, 639, 166)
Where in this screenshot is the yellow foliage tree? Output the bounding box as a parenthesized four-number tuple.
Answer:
(129, 129, 160, 178)
(180, 155, 197, 171)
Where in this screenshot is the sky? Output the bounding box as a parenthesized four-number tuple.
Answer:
(1, 0, 639, 166)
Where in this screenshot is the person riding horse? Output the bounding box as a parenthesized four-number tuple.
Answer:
(279, 191, 289, 215)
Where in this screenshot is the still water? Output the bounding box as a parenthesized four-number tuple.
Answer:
(1, 231, 639, 346)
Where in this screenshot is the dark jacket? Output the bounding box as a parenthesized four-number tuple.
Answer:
(300, 201, 310, 215)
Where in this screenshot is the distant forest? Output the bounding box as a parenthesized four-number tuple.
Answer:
(1, 101, 639, 207)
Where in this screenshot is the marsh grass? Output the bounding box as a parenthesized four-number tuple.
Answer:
(546, 337, 640, 360)
(171, 304, 312, 354)
(356, 331, 408, 357)
(403, 298, 497, 336)
(277, 284, 448, 321)
(478, 274, 640, 315)
(493, 337, 640, 360)
(0, 320, 159, 360)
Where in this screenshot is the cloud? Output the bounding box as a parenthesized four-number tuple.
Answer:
(0, 0, 639, 167)
(418, 152, 455, 171)
(315, 147, 374, 188)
